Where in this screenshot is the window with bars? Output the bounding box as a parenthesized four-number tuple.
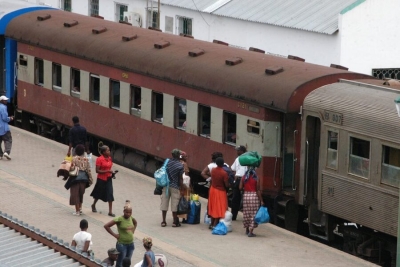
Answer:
(372, 68, 400, 80)
(147, 9, 159, 28)
(89, 0, 99, 16)
(34, 58, 44, 86)
(348, 137, 370, 178)
(71, 68, 80, 97)
(116, 4, 128, 22)
(177, 16, 192, 35)
(62, 0, 72, 12)
(90, 74, 100, 103)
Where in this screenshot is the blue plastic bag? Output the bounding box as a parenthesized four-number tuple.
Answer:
(187, 200, 201, 224)
(254, 206, 270, 224)
(212, 222, 227, 235)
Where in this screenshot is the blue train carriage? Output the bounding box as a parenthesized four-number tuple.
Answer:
(300, 79, 400, 262)
(0, 0, 53, 102)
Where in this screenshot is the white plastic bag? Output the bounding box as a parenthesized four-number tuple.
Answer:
(183, 173, 190, 187)
(87, 153, 93, 168)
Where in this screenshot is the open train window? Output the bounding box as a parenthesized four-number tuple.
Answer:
(34, 58, 44, 86)
(224, 111, 236, 145)
(327, 131, 338, 169)
(198, 105, 210, 138)
(152, 92, 163, 123)
(52, 63, 62, 92)
(348, 136, 370, 178)
(19, 55, 27, 67)
(70, 68, 80, 98)
(110, 79, 120, 110)
(175, 98, 186, 130)
(130, 85, 141, 117)
(247, 120, 260, 135)
(90, 74, 100, 103)
(381, 145, 400, 188)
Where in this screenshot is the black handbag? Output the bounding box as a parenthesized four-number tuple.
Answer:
(154, 185, 163, 195)
(177, 196, 190, 215)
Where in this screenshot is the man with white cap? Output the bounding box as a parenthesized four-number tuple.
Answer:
(0, 95, 13, 160)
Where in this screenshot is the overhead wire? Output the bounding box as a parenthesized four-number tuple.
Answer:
(191, 0, 210, 26)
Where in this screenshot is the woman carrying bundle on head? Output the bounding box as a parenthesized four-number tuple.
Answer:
(104, 200, 138, 267)
(239, 167, 264, 237)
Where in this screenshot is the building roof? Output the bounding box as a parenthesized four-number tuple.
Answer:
(161, 0, 364, 34)
(0, 212, 102, 266)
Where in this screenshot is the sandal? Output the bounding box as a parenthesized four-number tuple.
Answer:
(172, 223, 181, 227)
(91, 204, 97, 213)
(161, 222, 167, 227)
(108, 213, 115, 217)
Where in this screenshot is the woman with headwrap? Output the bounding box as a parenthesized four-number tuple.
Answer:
(90, 145, 117, 217)
(104, 200, 138, 267)
(239, 167, 264, 237)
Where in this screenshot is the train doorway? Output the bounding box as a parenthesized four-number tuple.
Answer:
(304, 115, 321, 204)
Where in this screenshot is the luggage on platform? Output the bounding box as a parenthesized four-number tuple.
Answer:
(187, 200, 201, 224)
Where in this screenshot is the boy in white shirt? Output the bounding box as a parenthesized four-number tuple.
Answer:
(71, 219, 93, 256)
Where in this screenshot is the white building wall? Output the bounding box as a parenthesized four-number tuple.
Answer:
(340, 0, 400, 75)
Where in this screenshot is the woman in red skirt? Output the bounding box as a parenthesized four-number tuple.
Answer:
(208, 157, 229, 229)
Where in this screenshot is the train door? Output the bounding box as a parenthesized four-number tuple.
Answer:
(303, 115, 334, 240)
(282, 113, 298, 194)
(0, 35, 4, 95)
(303, 115, 320, 206)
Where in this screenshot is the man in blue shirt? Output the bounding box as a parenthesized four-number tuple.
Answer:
(160, 148, 184, 228)
(67, 116, 89, 157)
(0, 95, 13, 160)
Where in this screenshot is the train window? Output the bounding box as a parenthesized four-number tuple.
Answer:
(198, 105, 210, 138)
(327, 131, 338, 169)
(152, 92, 163, 123)
(19, 55, 27, 67)
(247, 120, 260, 135)
(70, 68, 80, 98)
(90, 74, 100, 103)
(381, 145, 400, 188)
(52, 63, 62, 92)
(130, 85, 141, 116)
(34, 58, 44, 86)
(348, 137, 370, 178)
(110, 79, 120, 109)
(224, 111, 237, 145)
(175, 98, 186, 130)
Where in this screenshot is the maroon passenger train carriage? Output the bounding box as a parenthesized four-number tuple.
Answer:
(6, 8, 384, 253)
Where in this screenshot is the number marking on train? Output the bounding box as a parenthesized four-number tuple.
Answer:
(323, 111, 343, 125)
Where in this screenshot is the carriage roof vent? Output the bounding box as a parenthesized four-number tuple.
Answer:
(288, 55, 305, 62)
(37, 14, 51, 21)
(64, 20, 78, 28)
(154, 41, 170, 49)
(265, 66, 284, 75)
(330, 64, 348, 70)
(122, 34, 138, 42)
(92, 27, 107, 34)
(226, 57, 243, 66)
(180, 33, 194, 39)
(148, 27, 162, 32)
(188, 48, 205, 57)
(119, 20, 132, 26)
(249, 47, 265, 54)
(91, 15, 104, 19)
(213, 39, 229, 46)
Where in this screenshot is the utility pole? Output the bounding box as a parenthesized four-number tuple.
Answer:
(157, 0, 160, 29)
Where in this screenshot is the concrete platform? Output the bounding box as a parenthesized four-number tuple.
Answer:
(0, 126, 377, 267)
